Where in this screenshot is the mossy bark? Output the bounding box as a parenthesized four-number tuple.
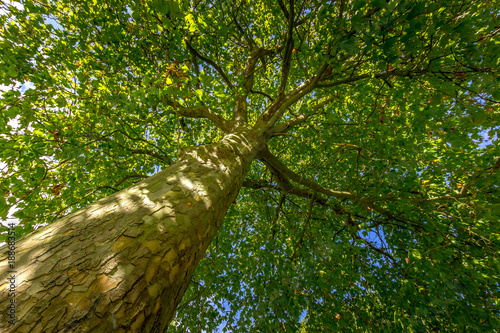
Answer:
(0, 128, 265, 332)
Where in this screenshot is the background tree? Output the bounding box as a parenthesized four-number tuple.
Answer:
(0, 0, 499, 331)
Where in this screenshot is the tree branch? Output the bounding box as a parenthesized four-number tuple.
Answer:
(276, 0, 290, 19)
(277, 0, 295, 97)
(113, 174, 149, 187)
(249, 89, 273, 101)
(242, 178, 277, 190)
(242, 177, 326, 205)
(130, 149, 172, 164)
(257, 148, 474, 220)
(259, 150, 327, 205)
(162, 99, 231, 132)
(233, 47, 278, 124)
(229, 3, 255, 49)
(185, 40, 234, 90)
(290, 193, 314, 264)
(259, 147, 358, 200)
(257, 63, 329, 134)
(271, 96, 335, 134)
(345, 214, 401, 269)
(271, 194, 286, 239)
(317, 69, 426, 88)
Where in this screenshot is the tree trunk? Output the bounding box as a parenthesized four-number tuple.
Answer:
(0, 128, 265, 332)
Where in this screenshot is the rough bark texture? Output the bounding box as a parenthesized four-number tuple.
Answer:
(0, 128, 265, 332)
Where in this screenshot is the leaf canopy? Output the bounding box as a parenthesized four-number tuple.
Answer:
(1, 0, 499, 331)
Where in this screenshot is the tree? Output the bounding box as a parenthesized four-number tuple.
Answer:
(0, 0, 499, 331)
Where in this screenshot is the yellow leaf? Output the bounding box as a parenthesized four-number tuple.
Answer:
(422, 180, 430, 185)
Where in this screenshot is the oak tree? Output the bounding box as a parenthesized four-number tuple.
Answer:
(0, 0, 499, 331)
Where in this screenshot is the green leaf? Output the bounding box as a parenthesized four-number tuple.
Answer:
(7, 65, 18, 77)
(0, 198, 10, 219)
(410, 249, 422, 260)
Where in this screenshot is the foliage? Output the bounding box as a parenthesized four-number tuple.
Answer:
(1, 0, 499, 331)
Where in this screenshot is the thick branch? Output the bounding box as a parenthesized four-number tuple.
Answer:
(258, 148, 475, 219)
(259, 151, 327, 205)
(271, 114, 311, 135)
(271, 97, 335, 134)
(234, 47, 278, 124)
(277, 0, 295, 97)
(243, 178, 326, 205)
(259, 148, 358, 200)
(276, 0, 290, 19)
(257, 64, 329, 134)
(162, 100, 231, 132)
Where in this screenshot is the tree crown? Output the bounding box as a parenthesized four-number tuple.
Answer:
(1, 0, 499, 331)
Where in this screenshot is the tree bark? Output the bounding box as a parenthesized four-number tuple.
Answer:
(0, 127, 265, 332)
